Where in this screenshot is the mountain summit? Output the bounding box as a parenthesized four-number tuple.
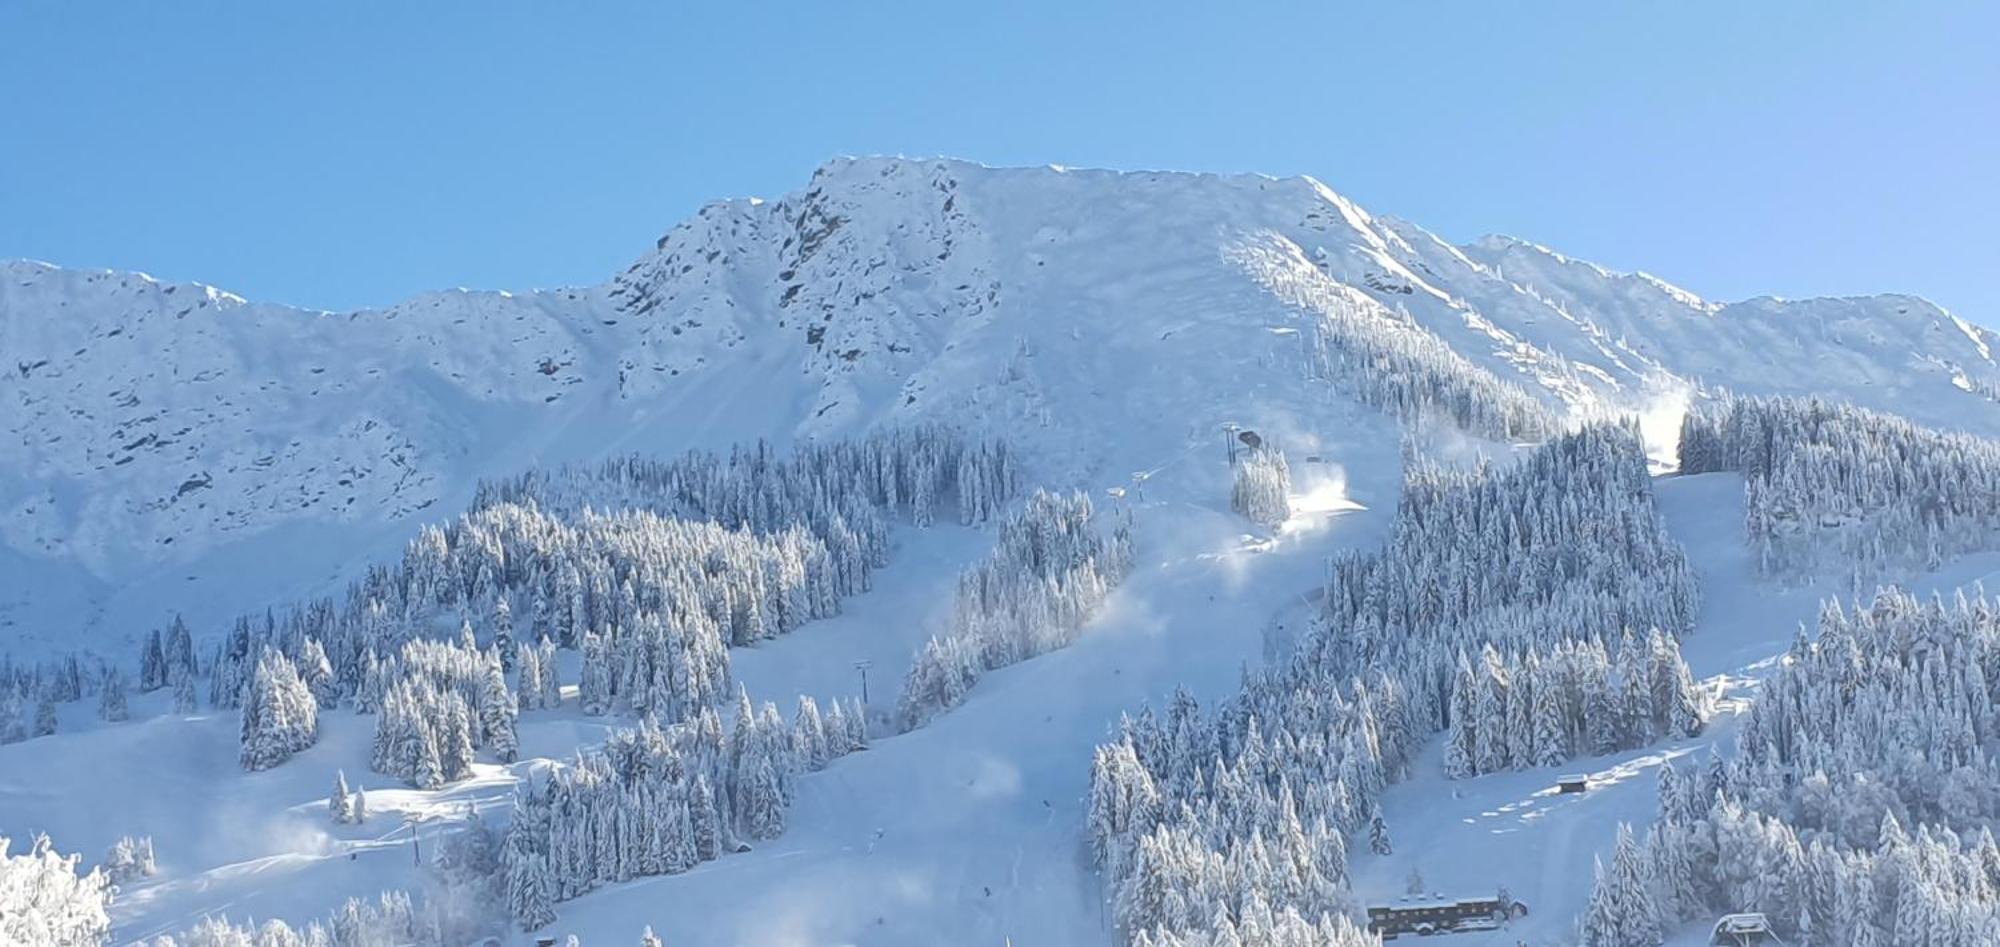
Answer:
(4, 157, 1995, 640)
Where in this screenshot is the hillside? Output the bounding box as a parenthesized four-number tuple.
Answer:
(6, 158, 1997, 654)
(9, 157, 2000, 947)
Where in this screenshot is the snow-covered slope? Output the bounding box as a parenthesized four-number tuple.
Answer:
(10, 156, 2000, 947)
(5, 157, 1997, 650)
(1453, 234, 2000, 423)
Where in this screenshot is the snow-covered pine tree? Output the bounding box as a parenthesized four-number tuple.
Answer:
(0, 834, 111, 946)
(516, 644, 543, 712)
(166, 615, 196, 683)
(97, 669, 128, 722)
(170, 666, 197, 715)
(493, 594, 516, 673)
(32, 692, 57, 737)
(103, 835, 156, 884)
(503, 811, 556, 932)
(1368, 812, 1392, 855)
(1230, 446, 1292, 527)
(138, 629, 167, 692)
(480, 662, 519, 763)
(330, 770, 353, 824)
(297, 637, 339, 710)
(239, 648, 319, 771)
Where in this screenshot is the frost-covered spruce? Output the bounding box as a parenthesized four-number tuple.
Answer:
(103, 834, 157, 884)
(138, 628, 167, 692)
(1240, 241, 1560, 442)
(169, 666, 197, 715)
(238, 648, 318, 771)
(0, 687, 27, 744)
(330, 769, 354, 824)
(1680, 393, 2000, 581)
(1230, 446, 1292, 527)
(896, 489, 1135, 731)
(0, 834, 110, 947)
(96, 668, 128, 723)
(165, 615, 196, 682)
(1087, 422, 1700, 945)
(1591, 586, 2000, 944)
(1442, 630, 1706, 778)
(32, 692, 57, 738)
(498, 687, 859, 922)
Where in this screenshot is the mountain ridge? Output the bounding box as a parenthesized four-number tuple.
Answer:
(5, 155, 1996, 647)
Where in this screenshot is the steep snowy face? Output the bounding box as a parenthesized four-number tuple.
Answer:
(0, 260, 612, 576)
(4, 156, 1995, 610)
(1452, 235, 2000, 429)
(602, 157, 1610, 450)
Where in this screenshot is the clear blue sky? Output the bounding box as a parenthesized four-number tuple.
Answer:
(4, 2, 1995, 323)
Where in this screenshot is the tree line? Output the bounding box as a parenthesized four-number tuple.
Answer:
(1679, 394, 2000, 583)
(895, 489, 1134, 731)
(1089, 422, 1703, 945)
(1579, 587, 2000, 946)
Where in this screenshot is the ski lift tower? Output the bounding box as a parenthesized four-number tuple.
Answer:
(403, 813, 428, 867)
(853, 659, 873, 706)
(1222, 422, 1243, 465)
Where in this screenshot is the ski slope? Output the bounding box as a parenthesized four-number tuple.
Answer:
(1348, 472, 2000, 946)
(1, 395, 1401, 943)
(9, 420, 2000, 945)
(525, 470, 2000, 947)
(8, 157, 2000, 946)
(535, 419, 1401, 947)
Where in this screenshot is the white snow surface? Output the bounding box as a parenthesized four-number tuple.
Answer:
(6, 157, 1998, 652)
(7, 157, 2000, 946)
(11, 458, 2000, 946)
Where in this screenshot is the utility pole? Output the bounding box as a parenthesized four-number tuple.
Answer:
(853, 659, 872, 706)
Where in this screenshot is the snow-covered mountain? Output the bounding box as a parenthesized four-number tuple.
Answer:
(5, 156, 1996, 646)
